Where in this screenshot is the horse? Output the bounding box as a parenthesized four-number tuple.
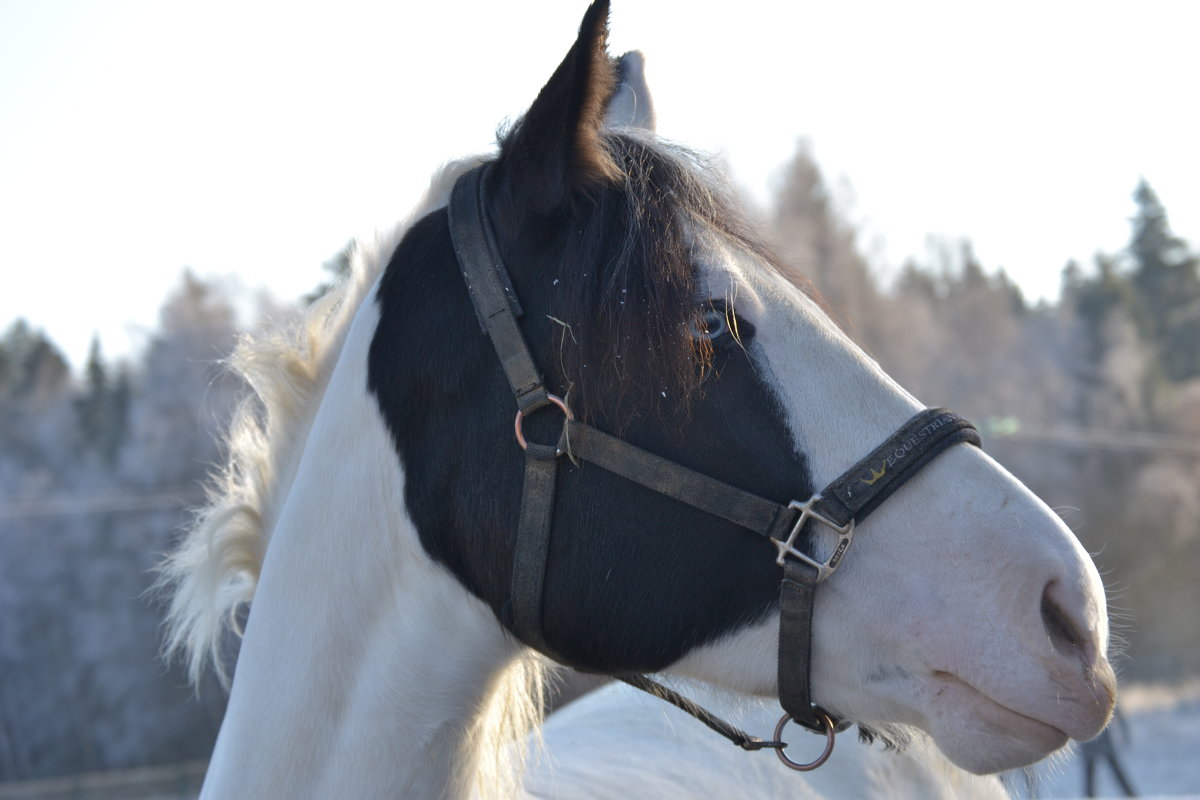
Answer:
(158, 2, 1116, 797)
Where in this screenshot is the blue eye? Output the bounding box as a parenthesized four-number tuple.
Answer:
(690, 301, 751, 347)
(696, 308, 728, 340)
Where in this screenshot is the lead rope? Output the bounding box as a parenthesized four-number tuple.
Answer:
(446, 164, 982, 771)
(616, 674, 789, 752)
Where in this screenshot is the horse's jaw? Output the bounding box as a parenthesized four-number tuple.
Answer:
(199, 292, 531, 800)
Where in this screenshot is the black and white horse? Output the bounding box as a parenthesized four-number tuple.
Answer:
(160, 3, 1115, 797)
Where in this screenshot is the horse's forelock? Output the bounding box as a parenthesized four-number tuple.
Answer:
(495, 132, 776, 426)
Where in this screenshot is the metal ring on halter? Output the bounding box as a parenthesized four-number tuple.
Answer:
(772, 711, 836, 771)
(514, 394, 573, 454)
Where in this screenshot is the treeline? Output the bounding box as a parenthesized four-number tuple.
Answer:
(1, 148, 1197, 780)
(769, 145, 1200, 681)
(0, 275, 240, 780)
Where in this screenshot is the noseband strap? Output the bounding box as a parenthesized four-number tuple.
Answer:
(447, 165, 982, 759)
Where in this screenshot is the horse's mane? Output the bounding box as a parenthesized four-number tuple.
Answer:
(156, 158, 485, 688)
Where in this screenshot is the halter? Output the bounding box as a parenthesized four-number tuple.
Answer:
(447, 165, 982, 770)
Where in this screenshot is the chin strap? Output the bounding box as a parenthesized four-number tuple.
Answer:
(446, 164, 982, 769)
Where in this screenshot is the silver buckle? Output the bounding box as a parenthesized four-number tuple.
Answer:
(774, 496, 855, 582)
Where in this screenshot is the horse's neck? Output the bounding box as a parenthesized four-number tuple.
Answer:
(201, 298, 527, 800)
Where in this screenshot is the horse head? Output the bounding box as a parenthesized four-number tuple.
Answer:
(369, 0, 1114, 774)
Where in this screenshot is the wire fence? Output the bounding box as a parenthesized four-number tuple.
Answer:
(990, 423, 1200, 457)
(0, 761, 205, 800)
(0, 490, 204, 520)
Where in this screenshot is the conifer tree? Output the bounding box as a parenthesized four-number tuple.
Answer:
(1127, 180, 1200, 381)
(73, 336, 129, 463)
(75, 336, 108, 449)
(0, 320, 69, 402)
(770, 142, 886, 351)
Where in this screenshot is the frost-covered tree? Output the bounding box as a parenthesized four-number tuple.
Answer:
(0, 272, 239, 780)
(1127, 180, 1200, 382)
(770, 142, 888, 351)
(116, 270, 240, 489)
(0, 321, 76, 487)
(74, 336, 129, 463)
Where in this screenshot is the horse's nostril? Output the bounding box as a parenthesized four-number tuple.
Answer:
(1041, 581, 1087, 659)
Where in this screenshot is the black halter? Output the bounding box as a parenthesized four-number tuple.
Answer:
(447, 165, 982, 770)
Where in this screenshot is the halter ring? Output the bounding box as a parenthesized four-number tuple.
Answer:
(773, 710, 836, 771)
(514, 394, 573, 454)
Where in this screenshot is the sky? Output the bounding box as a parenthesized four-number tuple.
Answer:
(2, 0, 1197, 372)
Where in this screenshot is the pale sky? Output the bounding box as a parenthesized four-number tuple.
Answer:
(2, 0, 1197, 371)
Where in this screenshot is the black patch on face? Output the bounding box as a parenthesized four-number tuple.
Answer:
(367, 0, 816, 676)
(367, 148, 814, 673)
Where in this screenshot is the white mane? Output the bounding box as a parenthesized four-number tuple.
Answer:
(156, 158, 484, 687)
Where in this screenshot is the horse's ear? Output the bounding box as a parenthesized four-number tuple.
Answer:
(604, 51, 656, 132)
(497, 0, 620, 210)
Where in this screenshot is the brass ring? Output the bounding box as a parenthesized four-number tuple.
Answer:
(514, 394, 573, 452)
(773, 710, 836, 771)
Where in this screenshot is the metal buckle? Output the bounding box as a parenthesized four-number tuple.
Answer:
(773, 496, 854, 582)
(514, 393, 573, 456)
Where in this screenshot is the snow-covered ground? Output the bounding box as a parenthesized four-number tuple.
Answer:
(1008, 680, 1200, 799)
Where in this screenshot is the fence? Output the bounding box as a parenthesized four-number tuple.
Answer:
(0, 762, 205, 800)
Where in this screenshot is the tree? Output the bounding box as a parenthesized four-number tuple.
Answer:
(116, 270, 240, 488)
(75, 337, 111, 457)
(0, 321, 74, 474)
(1126, 180, 1200, 381)
(0, 274, 235, 781)
(0, 320, 70, 404)
(770, 142, 887, 351)
(72, 337, 130, 464)
(303, 242, 354, 305)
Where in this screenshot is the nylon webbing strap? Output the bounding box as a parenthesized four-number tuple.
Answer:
(777, 560, 822, 730)
(563, 420, 796, 543)
(814, 408, 981, 529)
(449, 166, 558, 652)
(510, 443, 560, 655)
(447, 166, 546, 413)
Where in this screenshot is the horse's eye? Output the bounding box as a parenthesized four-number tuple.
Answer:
(689, 301, 751, 348)
(691, 308, 727, 341)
